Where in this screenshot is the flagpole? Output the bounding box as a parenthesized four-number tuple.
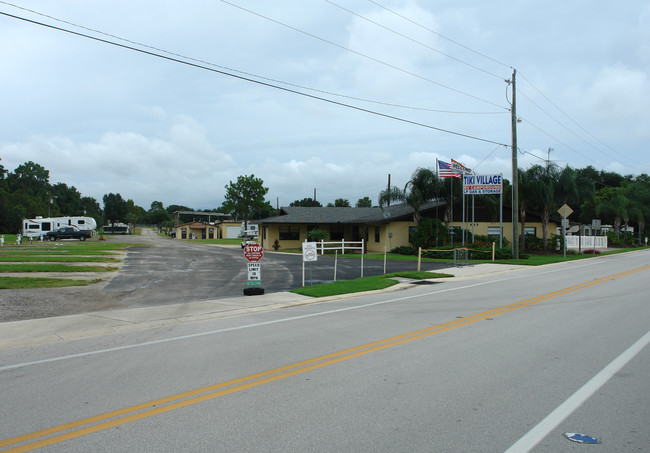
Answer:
(450, 175, 454, 246)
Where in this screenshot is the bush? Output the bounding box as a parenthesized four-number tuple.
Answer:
(390, 246, 417, 256)
(523, 234, 543, 251)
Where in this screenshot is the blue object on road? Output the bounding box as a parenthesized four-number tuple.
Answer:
(564, 432, 600, 444)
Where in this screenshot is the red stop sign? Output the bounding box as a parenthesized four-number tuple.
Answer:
(243, 244, 264, 262)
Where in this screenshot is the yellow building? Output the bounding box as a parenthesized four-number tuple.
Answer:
(258, 202, 557, 253)
(173, 222, 218, 240)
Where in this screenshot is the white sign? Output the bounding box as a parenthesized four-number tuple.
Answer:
(463, 174, 503, 194)
(247, 262, 261, 285)
(302, 242, 318, 262)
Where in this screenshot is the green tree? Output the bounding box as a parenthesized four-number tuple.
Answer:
(148, 201, 172, 226)
(290, 197, 322, 207)
(103, 193, 129, 230)
(355, 196, 372, 208)
(7, 161, 49, 196)
(525, 164, 557, 251)
(328, 198, 350, 207)
(379, 167, 441, 227)
(595, 187, 628, 238)
(222, 174, 269, 230)
(624, 179, 650, 243)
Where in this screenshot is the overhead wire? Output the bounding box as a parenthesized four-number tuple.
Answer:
(366, 0, 644, 173)
(367, 0, 512, 70)
(218, 0, 508, 110)
(322, 0, 504, 80)
(0, 10, 510, 149)
(0, 0, 502, 116)
(517, 71, 646, 167)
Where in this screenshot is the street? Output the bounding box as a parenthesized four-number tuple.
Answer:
(0, 249, 648, 451)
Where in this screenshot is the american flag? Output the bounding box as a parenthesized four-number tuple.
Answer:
(438, 160, 462, 178)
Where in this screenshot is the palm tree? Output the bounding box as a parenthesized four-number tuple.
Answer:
(378, 167, 440, 227)
(624, 180, 650, 244)
(525, 164, 557, 251)
(595, 187, 628, 238)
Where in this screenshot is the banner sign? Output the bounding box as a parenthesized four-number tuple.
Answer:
(463, 174, 502, 194)
(451, 158, 473, 175)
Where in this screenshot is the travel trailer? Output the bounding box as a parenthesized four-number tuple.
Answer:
(22, 216, 98, 239)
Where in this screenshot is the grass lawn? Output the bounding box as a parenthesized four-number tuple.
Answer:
(0, 277, 102, 289)
(291, 271, 452, 297)
(0, 264, 119, 272)
(0, 255, 121, 263)
(0, 240, 136, 287)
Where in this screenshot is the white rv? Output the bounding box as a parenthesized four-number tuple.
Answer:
(22, 216, 98, 239)
(238, 222, 259, 238)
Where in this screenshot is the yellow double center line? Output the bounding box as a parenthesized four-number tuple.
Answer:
(3, 264, 649, 452)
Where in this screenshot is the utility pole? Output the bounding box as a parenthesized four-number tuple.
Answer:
(387, 174, 391, 206)
(510, 69, 519, 259)
(547, 147, 553, 174)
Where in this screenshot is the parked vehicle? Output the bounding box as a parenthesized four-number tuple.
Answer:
(45, 226, 92, 241)
(22, 216, 97, 239)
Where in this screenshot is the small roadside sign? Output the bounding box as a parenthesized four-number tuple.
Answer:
(302, 242, 318, 262)
(247, 262, 261, 286)
(558, 203, 573, 217)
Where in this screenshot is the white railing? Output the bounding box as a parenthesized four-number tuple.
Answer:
(565, 236, 608, 249)
(313, 239, 364, 255)
(302, 239, 366, 284)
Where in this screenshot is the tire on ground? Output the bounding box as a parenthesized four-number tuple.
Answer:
(243, 287, 265, 296)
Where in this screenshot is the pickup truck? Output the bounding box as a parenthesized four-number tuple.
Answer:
(45, 226, 92, 241)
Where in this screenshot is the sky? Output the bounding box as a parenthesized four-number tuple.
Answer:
(1, 0, 649, 211)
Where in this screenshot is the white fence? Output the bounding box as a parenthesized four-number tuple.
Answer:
(312, 239, 364, 255)
(565, 235, 608, 249)
(302, 239, 365, 285)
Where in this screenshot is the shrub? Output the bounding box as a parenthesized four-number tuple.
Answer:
(390, 246, 416, 256)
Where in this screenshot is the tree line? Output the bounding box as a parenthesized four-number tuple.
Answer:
(379, 164, 649, 251)
(3, 160, 648, 248)
(0, 162, 372, 233)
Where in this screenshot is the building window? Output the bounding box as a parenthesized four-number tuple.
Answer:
(524, 227, 536, 235)
(408, 226, 416, 243)
(330, 225, 344, 241)
(487, 227, 502, 236)
(279, 225, 300, 240)
(375, 226, 380, 242)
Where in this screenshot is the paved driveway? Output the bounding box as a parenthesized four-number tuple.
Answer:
(104, 229, 450, 308)
(0, 229, 451, 321)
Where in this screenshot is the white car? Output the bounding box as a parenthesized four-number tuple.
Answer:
(241, 237, 258, 248)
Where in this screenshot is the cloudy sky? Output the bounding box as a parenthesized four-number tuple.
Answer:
(1, 0, 649, 211)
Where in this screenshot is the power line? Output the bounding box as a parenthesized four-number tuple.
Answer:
(365, 0, 645, 174)
(0, 0, 502, 116)
(367, 0, 512, 70)
(323, 0, 504, 80)
(517, 71, 646, 168)
(218, 0, 508, 110)
(0, 10, 510, 149)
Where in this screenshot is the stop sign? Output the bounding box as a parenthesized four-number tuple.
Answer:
(243, 244, 264, 262)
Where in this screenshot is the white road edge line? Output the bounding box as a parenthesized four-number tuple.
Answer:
(505, 329, 650, 453)
(0, 257, 629, 372)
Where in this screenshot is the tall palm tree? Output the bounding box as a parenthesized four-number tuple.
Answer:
(525, 164, 557, 251)
(624, 181, 650, 243)
(378, 167, 440, 227)
(595, 187, 628, 238)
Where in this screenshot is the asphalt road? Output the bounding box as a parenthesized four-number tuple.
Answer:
(1, 249, 648, 451)
(0, 229, 451, 322)
(102, 229, 452, 308)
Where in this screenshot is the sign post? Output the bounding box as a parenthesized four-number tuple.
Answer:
(558, 204, 573, 258)
(302, 242, 317, 287)
(243, 244, 264, 295)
